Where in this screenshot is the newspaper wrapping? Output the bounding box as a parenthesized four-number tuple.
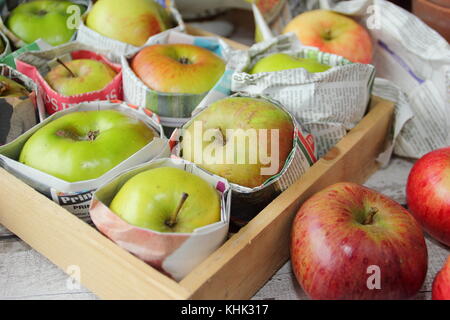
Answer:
(253, 0, 450, 162)
(90, 157, 231, 281)
(0, 101, 169, 221)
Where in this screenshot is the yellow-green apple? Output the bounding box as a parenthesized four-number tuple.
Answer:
(249, 53, 331, 74)
(291, 182, 428, 300)
(283, 10, 373, 64)
(6, 0, 86, 46)
(0, 76, 30, 98)
(19, 109, 155, 182)
(406, 147, 450, 247)
(45, 59, 117, 96)
(86, 0, 171, 47)
(0, 37, 5, 55)
(131, 43, 225, 94)
(109, 166, 221, 233)
(181, 96, 294, 188)
(432, 255, 450, 300)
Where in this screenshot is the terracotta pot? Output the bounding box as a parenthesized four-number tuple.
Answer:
(412, 0, 450, 42)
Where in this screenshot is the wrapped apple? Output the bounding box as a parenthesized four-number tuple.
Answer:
(170, 93, 316, 225)
(230, 33, 375, 158)
(77, 0, 184, 56)
(15, 42, 123, 116)
(0, 0, 91, 48)
(122, 30, 235, 130)
(0, 101, 169, 219)
(90, 157, 231, 281)
(0, 64, 39, 145)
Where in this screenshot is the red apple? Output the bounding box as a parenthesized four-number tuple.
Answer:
(432, 255, 450, 300)
(406, 147, 450, 247)
(283, 10, 373, 64)
(130, 43, 225, 94)
(291, 182, 428, 300)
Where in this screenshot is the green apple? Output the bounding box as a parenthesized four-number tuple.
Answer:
(182, 96, 294, 188)
(6, 0, 86, 46)
(0, 37, 5, 55)
(249, 53, 331, 74)
(110, 167, 221, 233)
(131, 43, 225, 94)
(86, 0, 170, 47)
(19, 109, 155, 182)
(0, 76, 30, 98)
(45, 59, 117, 96)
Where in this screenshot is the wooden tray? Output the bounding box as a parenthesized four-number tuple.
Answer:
(0, 28, 395, 300)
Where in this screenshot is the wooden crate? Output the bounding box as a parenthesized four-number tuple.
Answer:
(0, 28, 395, 300)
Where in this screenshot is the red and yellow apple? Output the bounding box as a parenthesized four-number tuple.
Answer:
(283, 10, 373, 64)
(86, 0, 171, 46)
(131, 43, 225, 94)
(406, 147, 450, 247)
(291, 182, 428, 300)
(433, 255, 450, 300)
(181, 96, 294, 188)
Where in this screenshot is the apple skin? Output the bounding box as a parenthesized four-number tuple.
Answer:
(406, 147, 450, 247)
(86, 0, 170, 47)
(131, 43, 225, 94)
(6, 0, 85, 46)
(45, 59, 117, 96)
(182, 96, 293, 188)
(19, 110, 155, 182)
(249, 53, 331, 74)
(110, 167, 221, 233)
(0, 76, 29, 98)
(283, 10, 373, 64)
(291, 182, 428, 300)
(432, 255, 450, 300)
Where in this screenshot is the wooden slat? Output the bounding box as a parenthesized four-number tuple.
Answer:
(0, 170, 190, 300)
(181, 97, 395, 299)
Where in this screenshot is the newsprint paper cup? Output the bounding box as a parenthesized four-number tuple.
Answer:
(0, 101, 169, 221)
(231, 33, 375, 158)
(122, 30, 236, 128)
(0, 64, 41, 145)
(15, 42, 123, 117)
(76, 0, 185, 57)
(169, 92, 316, 226)
(0, 0, 91, 48)
(90, 157, 231, 281)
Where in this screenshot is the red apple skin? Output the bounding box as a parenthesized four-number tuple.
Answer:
(291, 182, 428, 300)
(432, 255, 450, 300)
(406, 147, 450, 247)
(131, 43, 225, 94)
(283, 10, 373, 64)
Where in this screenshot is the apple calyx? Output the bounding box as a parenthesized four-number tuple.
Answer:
(165, 192, 189, 229)
(56, 129, 100, 141)
(36, 10, 48, 16)
(322, 30, 333, 41)
(363, 207, 378, 225)
(56, 58, 76, 78)
(212, 128, 226, 146)
(178, 57, 192, 65)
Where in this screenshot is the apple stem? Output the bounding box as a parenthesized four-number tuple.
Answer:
(363, 207, 378, 225)
(56, 58, 76, 78)
(166, 192, 189, 228)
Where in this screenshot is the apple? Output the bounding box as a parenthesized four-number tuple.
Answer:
(283, 10, 373, 64)
(406, 147, 450, 247)
(432, 255, 450, 300)
(86, 0, 171, 47)
(109, 166, 221, 233)
(0, 37, 5, 55)
(45, 59, 117, 96)
(181, 96, 294, 188)
(19, 109, 155, 182)
(6, 0, 86, 46)
(0, 76, 30, 98)
(131, 43, 226, 94)
(249, 53, 331, 74)
(291, 182, 428, 300)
